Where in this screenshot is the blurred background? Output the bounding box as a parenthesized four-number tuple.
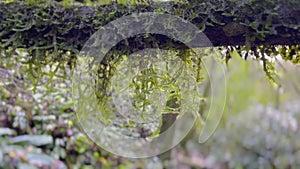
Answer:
(1, 47, 300, 169)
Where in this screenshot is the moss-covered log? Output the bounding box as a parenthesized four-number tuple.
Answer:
(0, 0, 300, 54)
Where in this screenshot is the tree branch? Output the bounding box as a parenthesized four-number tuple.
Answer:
(0, 0, 299, 55)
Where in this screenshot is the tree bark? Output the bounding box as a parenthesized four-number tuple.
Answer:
(0, 0, 299, 54)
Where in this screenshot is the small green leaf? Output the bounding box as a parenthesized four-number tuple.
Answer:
(230, 50, 241, 59)
(26, 153, 67, 169)
(10, 135, 53, 146)
(18, 163, 38, 169)
(32, 115, 56, 121)
(0, 128, 16, 136)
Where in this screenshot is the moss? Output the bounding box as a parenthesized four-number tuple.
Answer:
(0, 0, 299, 103)
(0, 0, 299, 53)
(0, 0, 299, 144)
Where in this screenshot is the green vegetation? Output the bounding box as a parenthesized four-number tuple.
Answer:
(0, 0, 300, 168)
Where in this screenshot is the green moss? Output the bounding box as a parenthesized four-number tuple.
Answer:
(0, 0, 299, 102)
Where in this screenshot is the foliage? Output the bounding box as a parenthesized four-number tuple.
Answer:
(0, 54, 163, 169)
(91, 49, 204, 129)
(207, 102, 300, 169)
(0, 0, 299, 93)
(0, 0, 300, 168)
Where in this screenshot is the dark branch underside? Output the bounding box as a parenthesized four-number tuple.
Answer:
(0, 0, 300, 54)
